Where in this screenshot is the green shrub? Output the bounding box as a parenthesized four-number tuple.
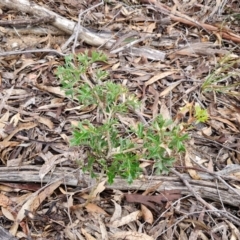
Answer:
(56, 51, 188, 183)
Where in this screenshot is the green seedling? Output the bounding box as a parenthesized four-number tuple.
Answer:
(194, 105, 209, 123)
(56, 50, 188, 183)
(201, 54, 240, 95)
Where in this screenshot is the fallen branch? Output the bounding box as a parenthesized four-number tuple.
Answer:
(0, 0, 165, 60)
(1, 26, 65, 36)
(0, 0, 114, 48)
(0, 166, 240, 208)
(140, 0, 240, 44)
(170, 168, 240, 227)
(0, 16, 55, 27)
(0, 49, 66, 57)
(170, 168, 220, 215)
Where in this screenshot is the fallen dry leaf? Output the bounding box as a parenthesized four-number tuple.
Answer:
(112, 231, 154, 240)
(38, 152, 67, 181)
(10, 113, 21, 127)
(0, 193, 12, 208)
(185, 150, 201, 180)
(211, 116, 239, 132)
(125, 191, 181, 211)
(91, 180, 106, 198)
(10, 180, 62, 236)
(1, 122, 37, 143)
(159, 79, 183, 97)
(81, 228, 96, 240)
(2, 207, 15, 221)
(85, 203, 109, 216)
(110, 210, 142, 228)
(0, 111, 9, 139)
(110, 200, 122, 222)
(159, 100, 171, 120)
(35, 116, 54, 129)
(35, 83, 66, 97)
(141, 204, 153, 224)
(145, 71, 176, 86)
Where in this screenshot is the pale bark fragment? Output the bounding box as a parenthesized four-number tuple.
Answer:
(0, 166, 240, 207)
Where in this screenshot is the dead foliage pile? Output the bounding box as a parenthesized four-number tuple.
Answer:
(0, 0, 240, 239)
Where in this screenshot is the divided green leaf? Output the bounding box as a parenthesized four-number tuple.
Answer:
(56, 50, 188, 184)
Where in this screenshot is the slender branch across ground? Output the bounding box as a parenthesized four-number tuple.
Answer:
(170, 168, 240, 227)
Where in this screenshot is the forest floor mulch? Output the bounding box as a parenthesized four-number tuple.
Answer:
(0, 0, 240, 239)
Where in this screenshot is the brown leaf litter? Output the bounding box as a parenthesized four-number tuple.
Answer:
(0, 0, 240, 239)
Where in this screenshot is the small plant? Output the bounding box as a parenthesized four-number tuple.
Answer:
(201, 54, 240, 95)
(179, 102, 209, 125)
(56, 51, 188, 184)
(134, 116, 188, 175)
(194, 104, 209, 123)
